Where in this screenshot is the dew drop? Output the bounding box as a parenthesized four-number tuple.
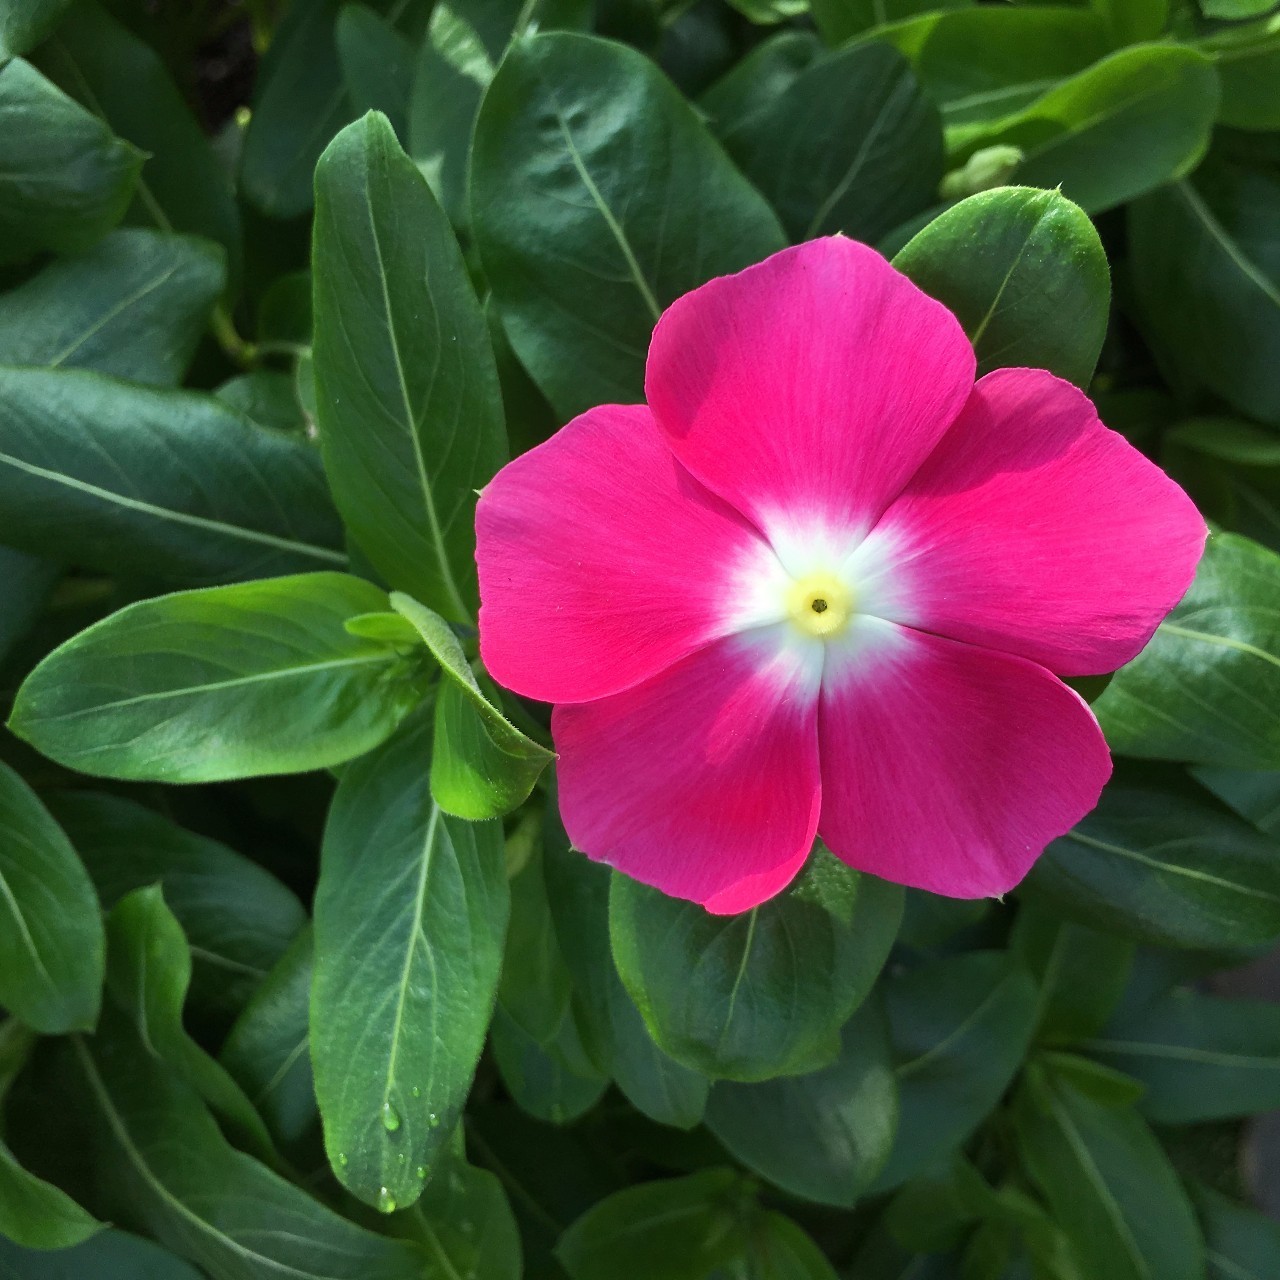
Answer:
(381, 1101, 402, 1132)
(549, 1103, 566, 1124)
(416, 1165, 428, 1181)
(377, 1187, 397, 1214)
(427, 1111, 440, 1128)
(397, 1152, 407, 1165)
(336, 1152, 349, 1168)
(410, 1085, 422, 1099)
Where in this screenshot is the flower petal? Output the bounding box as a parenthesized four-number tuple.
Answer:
(818, 625, 1111, 898)
(644, 237, 975, 542)
(871, 368, 1208, 675)
(553, 635, 822, 912)
(477, 404, 783, 704)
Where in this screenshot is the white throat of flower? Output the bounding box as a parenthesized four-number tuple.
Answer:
(724, 516, 910, 692)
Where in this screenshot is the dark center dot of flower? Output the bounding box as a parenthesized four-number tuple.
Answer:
(811, 598, 829, 614)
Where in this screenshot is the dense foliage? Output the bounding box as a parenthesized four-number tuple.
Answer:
(1, 0, 1280, 1276)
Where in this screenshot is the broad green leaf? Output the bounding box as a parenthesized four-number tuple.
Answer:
(407, 1152, 522, 1280)
(1201, 0, 1276, 18)
(1030, 768, 1280, 950)
(0, 58, 140, 262)
(408, 1, 495, 227)
(48, 791, 306, 1024)
(0, 1230, 202, 1279)
(700, 31, 821, 133)
(0, 368, 346, 584)
(1013, 1058, 1205, 1280)
(471, 30, 785, 418)
(1190, 762, 1280, 836)
(542, 811, 710, 1129)
(336, 4, 415, 138)
(1010, 899, 1134, 1045)
(0, 229, 223, 386)
(0, 761, 103, 1033)
(0, 1143, 100, 1251)
(808, 0, 968, 47)
(871, 951, 1038, 1193)
(0, 0, 71, 58)
(37, 2, 242, 284)
(705, 1002, 897, 1207)
(1095, 535, 1280, 769)
(709, 40, 943, 243)
(492, 840, 608, 1124)
(0, 547, 58, 667)
(866, 7, 1111, 135)
(1085, 990, 1280, 1122)
(556, 1169, 749, 1280)
(391, 593, 553, 819)
(220, 929, 317, 1149)
(1129, 158, 1280, 427)
(1164, 418, 1280, 555)
(72, 1012, 427, 1278)
(313, 112, 505, 623)
(744, 1213, 840, 1280)
(1199, 15, 1280, 132)
(894, 186, 1109, 388)
(104, 887, 274, 1159)
(241, 0, 350, 219)
(10, 573, 429, 783)
(1193, 1184, 1280, 1280)
(952, 45, 1219, 215)
(1092, 0, 1167, 44)
(311, 714, 509, 1211)
(610, 850, 903, 1082)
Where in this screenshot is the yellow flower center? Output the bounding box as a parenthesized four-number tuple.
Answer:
(786, 572, 854, 638)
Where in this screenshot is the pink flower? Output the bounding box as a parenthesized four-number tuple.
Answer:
(476, 238, 1206, 913)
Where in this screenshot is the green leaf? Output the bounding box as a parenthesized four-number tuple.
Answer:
(1164, 418, 1280, 556)
(240, 0, 350, 219)
(709, 40, 944, 243)
(0, 229, 223, 386)
(336, 4, 415, 138)
(72, 1011, 427, 1278)
(0, 1142, 100, 1250)
(808, 0, 967, 47)
(104, 887, 275, 1159)
(1200, 15, 1280, 132)
(0, 368, 347, 584)
(408, 1, 495, 228)
(1030, 768, 1280, 951)
(408, 1152, 522, 1280)
(609, 850, 903, 1082)
(0, 1230, 203, 1279)
(0, 547, 59, 667)
(953, 45, 1219, 215)
(0, 760, 103, 1033)
(556, 1169, 749, 1280)
(215, 370, 307, 436)
(48, 791, 306, 1024)
(0, 57, 140, 262)
(744, 1213, 840, 1280)
(490, 1005, 609, 1126)
(1085, 989, 1280, 1123)
(313, 112, 505, 624)
(1094, 535, 1280, 770)
(1010, 899, 1134, 1045)
(36, 2, 242, 285)
(871, 951, 1039, 1193)
(311, 714, 509, 1211)
(894, 186, 1110, 388)
(1092, 0, 1168, 45)
(866, 7, 1111, 135)
(1013, 1058, 1205, 1280)
(220, 928, 317, 1149)
(1129, 157, 1280, 427)
(542, 809, 710, 1129)
(391, 592, 553, 819)
(1193, 1184, 1280, 1280)
(705, 1002, 897, 1207)
(10, 573, 428, 783)
(471, 30, 786, 419)
(1190, 761, 1280, 836)
(0, 0, 72, 59)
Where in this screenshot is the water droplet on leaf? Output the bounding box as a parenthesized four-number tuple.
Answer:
(382, 1101, 401, 1132)
(377, 1187, 397, 1214)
